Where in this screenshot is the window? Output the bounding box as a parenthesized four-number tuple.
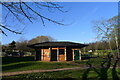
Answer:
(59, 49, 64, 55)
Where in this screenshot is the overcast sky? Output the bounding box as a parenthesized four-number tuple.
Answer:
(2, 2, 118, 44)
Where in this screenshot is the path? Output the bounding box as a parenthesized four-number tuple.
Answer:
(2, 67, 88, 77)
(2, 66, 120, 77)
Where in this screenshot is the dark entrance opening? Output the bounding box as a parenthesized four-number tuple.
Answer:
(66, 48, 73, 61)
(51, 49, 57, 61)
(35, 49, 41, 61)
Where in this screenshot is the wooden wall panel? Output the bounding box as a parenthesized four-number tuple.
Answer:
(59, 55, 65, 61)
(42, 49, 50, 61)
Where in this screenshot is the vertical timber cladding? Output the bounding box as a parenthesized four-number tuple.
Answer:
(42, 49, 50, 61)
(66, 47, 73, 61)
(35, 48, 41, 61)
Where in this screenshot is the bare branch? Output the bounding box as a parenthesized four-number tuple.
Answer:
(1, 2, 66, 35)
(19, 2, 33, 23)
(1, 2, 21, 22)
(47, 2, 68, 13)
(0, 28, 7, 36)
(0, 24, 21, 34)
(40, 16, 45, 26)
(23, 2, 65, 25)
(34, 2, 63, 8)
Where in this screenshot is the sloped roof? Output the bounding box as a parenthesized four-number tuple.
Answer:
(28, 41, 88, 48)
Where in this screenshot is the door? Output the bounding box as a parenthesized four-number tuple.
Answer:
(51, 50, 57, 61)
(59, 49, 65, 61)
(43, 49, 50, 61)
(74, 50, 79, 60)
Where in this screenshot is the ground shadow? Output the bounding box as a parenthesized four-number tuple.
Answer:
(2, 56, 34, 65)
(112, 57, 120, 80)
(81, 61, 92, 80)
(2, 56, 35, 72)
(82, 54, 120, 80)
(2, 62, 34, 72)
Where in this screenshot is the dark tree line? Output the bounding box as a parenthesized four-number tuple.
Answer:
(85, 40, 117, 51)
(2, 35, 54, 56)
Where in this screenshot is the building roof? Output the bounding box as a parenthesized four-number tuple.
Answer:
(28, 41, 88, 48)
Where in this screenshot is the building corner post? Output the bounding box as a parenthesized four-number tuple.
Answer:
(57, 48, 59, 61)
(72, 49, 74, 61)
(79, 50, 81, 60)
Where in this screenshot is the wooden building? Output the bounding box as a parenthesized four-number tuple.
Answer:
(28, 41, 88, 61)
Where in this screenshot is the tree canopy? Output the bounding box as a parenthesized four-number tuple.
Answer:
(28, 35, 54, 44)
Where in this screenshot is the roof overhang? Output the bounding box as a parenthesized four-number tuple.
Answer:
(27, 41, 88, 49)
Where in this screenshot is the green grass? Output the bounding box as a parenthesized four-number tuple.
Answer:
(74, 60, 88, 65)
(2, 56, 120, 79)
(75, 57, 120, 67)
(2, 56, 120, 72)
(74, 58, 107, 67)
(3, 68, 120, 80)
(2, 56, 80, 72)
(3, 61, 80, 72)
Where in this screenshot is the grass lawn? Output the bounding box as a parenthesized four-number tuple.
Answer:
(75, 57, 120, 67)
(2, 56, 80, 72)
(3, 68, 120, 80)
(2, 56, 120, 72)
(2, 56, 120, 79)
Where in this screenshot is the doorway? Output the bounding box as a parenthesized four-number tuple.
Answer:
(59, 49, 65, 61)
(51, 49, 57, 61)
(74, 50, 79, 60)
(42, 49, 50, 61)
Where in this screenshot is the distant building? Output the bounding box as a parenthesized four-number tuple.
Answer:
(28, 41, 88, 61)
(88, 50, 92, 52)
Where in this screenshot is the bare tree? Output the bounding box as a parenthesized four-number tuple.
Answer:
(93, 16, 119, 58)
(0, 1, 67, 36)
(16, 40, 29, 51)
(108, 16, 119, 58)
